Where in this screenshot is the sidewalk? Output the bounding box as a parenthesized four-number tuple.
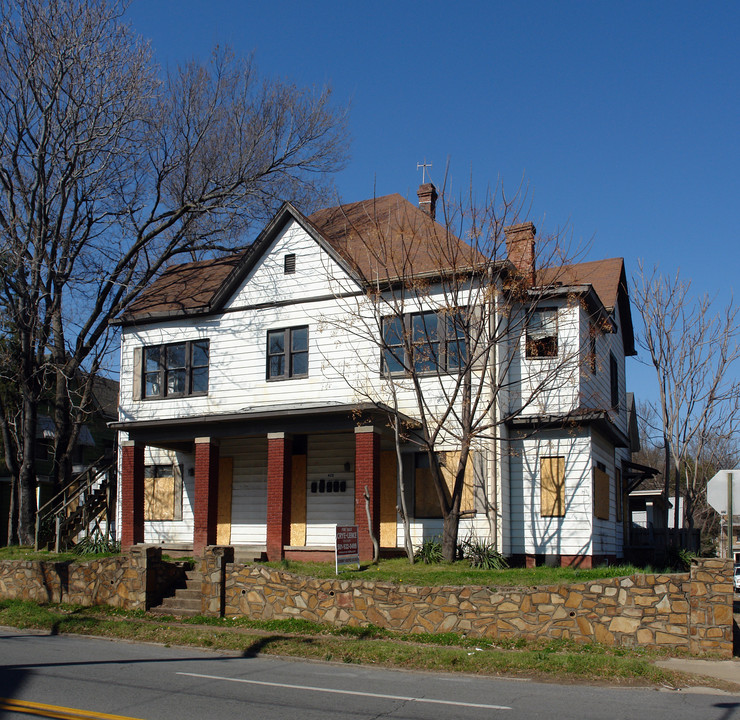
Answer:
(655, 658, 740, 690)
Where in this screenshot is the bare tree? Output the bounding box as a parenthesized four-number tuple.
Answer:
(633, 265, 740, 540)
(314, 182, 586, 561)
(0, 0, 348, 543)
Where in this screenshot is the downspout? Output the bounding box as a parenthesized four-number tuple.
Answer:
(488, 264, 498, 548)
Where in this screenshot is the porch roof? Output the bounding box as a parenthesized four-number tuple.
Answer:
(111, 401, 417, 448)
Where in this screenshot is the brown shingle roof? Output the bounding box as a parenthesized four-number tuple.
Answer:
(538, 257, 626, 311)
(307, 193, 485, 281)
(119, 253, 246, 321)
(537, 257, 635, 355)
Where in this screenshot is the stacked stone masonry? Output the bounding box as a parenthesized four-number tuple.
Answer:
(0, 552, 732, 657)
(0, 546, 176, 612)
(221, 556, 733, 657)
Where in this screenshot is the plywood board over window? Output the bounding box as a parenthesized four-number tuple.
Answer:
(440, 451, 476, 514)
(541, 456, 565, 517)
(380, 450, 398, 547)
(144, 464, 182, 521)
(290, 453, 307, 546)
(414, 451, 476, 519)
(593, 467, 610, 520)
(217, 457, 233, 545)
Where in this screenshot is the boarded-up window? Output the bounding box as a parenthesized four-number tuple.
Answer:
(144, 464, 182, 521)
(593, 466, 610, 520)
(414, 451, 475, 518)
(440, 451, 475, 514)
(541, 456, 565, 517)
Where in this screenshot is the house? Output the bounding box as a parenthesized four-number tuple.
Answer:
(113, 184, 638, 567)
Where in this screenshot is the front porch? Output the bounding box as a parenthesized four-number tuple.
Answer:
(115, 404, 404, 562)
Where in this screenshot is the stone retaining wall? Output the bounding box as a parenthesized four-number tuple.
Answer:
(0, 550, 733, 657)
(0, 546, 168, 611)
(222, 556, 733, 657)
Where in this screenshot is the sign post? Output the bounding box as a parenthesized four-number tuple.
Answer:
(335, 525, 360, 573)
(707, 470, 739, 559)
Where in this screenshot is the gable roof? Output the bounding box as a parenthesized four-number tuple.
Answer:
(115, 192, 634, 358)
(115, 193, 484, 325)
(537, 257, 636, 356)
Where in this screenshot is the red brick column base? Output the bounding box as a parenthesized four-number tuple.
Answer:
(355, 427, 380, 563)
(120, 441, 145, 549)
(194, 438, 220, 556)
(266, 433, 292, 561)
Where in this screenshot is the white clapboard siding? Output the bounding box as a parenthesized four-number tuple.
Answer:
(224, 221, 358, 309)
(226, 436, 268, 545)
(579, 303, 629, 437)
(398, 516, 491, 549)
(506, 301, 582, 418)
(508, 429, 594, 556)
(305, 433, 355, 546)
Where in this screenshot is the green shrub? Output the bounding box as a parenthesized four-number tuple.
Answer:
(414, 538, 443, 564)
(72, 533, 120, 556)
(459, 536, 509, 570)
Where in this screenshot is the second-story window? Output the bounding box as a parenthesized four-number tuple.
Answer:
(526, 308, 558, 358)
(588, 321, 597, 373)
(382, 309, 467, 375)
(143, 340, 209, 399)
(267, 326, 309, 379)
(610, 352, 619, 409)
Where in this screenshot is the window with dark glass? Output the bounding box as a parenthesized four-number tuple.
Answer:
(588, 321, 597, 373)
(143, 340, 209, 399)
(610, 352, 619, 409)
(382, 309, 468, 375)
(526, 308, 558, 358)
(267, 326, 308, 379)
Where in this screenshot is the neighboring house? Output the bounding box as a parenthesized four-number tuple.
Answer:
(0, 373, 119, 546)
(113, 185, 638, 567)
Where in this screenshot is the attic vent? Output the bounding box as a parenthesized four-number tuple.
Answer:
(284, 253, 296, 274)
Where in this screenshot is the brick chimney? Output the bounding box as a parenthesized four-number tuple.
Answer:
(417, 183, 438, 220)
(504, 221, 536, 284)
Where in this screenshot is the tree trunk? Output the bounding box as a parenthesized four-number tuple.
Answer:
(6, 475, 18, 546)
(17, 401, 38, 546)
(441, 508, 460, 562)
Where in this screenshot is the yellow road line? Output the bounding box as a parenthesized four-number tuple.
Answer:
(0, 697, 145, 720)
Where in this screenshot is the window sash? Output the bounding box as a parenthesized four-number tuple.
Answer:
(142, 340, 209, 399)
(527, 308, 558, 358)
(382, 308, 468, 375)
(267, 326, 309, 379)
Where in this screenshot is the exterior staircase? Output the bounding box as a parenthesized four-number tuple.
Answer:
(149, 567, 203, 618)
(35, 459, 115, 551)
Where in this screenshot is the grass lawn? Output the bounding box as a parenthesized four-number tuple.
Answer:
(265, 557, 660, 587)
(0, 546, 120, 563)
(0, 598, 707, 689)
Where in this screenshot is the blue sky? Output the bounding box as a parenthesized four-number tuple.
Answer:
(125, 1, 739, 405)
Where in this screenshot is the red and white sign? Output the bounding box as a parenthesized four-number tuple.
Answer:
(335, 525, 359, 572)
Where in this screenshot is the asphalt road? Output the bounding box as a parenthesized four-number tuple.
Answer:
(0, 628, 738, 720)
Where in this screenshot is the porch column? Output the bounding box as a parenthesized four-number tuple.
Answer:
(194, 437, 220, 556)
(120, 440, 145, 549)
(355, 426, 380, 562)
(267, 432, 292, 560)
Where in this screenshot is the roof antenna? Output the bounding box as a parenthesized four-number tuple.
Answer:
(417, 159, 432, 184)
